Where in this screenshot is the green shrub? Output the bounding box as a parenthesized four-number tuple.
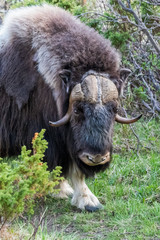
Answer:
(104, 30, 131, 52)
(133, 86, 148, 101)
(8, 0, 43, 8)
(0, 129, 63, 229)
(9, 0, 86, 15)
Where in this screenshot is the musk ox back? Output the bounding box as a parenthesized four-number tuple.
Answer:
(0, 5, 141, 211)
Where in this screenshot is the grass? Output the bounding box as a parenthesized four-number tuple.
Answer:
(1, 119, 160, 240)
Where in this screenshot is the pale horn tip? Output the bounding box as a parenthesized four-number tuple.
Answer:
(49, 121, 57, 127)
(137, 114, 142, 120)
(115, 114, 142, 124)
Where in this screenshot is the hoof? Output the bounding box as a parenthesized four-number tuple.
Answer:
(85, 204, 103, 212)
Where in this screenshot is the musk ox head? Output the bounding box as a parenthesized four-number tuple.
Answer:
(50, 71, 141, 175)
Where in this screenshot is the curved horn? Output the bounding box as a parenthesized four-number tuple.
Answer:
(49, 103, 72, 127)
(49, 84, 84, 127)
(115, 114, 142, 124)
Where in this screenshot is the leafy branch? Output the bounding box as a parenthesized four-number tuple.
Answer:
(117, 0, 160, 55)
(0, 130, 63, 232)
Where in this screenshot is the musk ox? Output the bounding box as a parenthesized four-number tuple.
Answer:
(0, 5, 141, 211)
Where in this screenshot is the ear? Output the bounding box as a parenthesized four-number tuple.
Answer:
(119, 68, 132, 97)
(59, 69, 71, 94)
(0, 40, 37, 109)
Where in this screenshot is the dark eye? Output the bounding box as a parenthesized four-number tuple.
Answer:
(74, 106, 83, 116)
(74, 109, 78, 115)
(113, 106, 118, 113)
(110, 101, 118, 114)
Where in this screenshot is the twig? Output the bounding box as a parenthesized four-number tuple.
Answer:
(118, 0, 160, 54)
(148, 70, 160, 91)
(143, 0, 160, 6)
(128, 44, 160, 115)
(28, 207, 48, 240)
(122, 108, 142, 155)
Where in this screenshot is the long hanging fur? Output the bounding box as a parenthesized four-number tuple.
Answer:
(0, 5, 121, 176)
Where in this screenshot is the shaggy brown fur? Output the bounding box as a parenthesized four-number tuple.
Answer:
(0, 5, 121, 174)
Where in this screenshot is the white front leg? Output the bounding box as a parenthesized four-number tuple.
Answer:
(70, 164, 102, 211)
(53, 179, 73, 199)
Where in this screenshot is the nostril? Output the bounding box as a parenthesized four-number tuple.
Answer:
(102, 157, 106, 161)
